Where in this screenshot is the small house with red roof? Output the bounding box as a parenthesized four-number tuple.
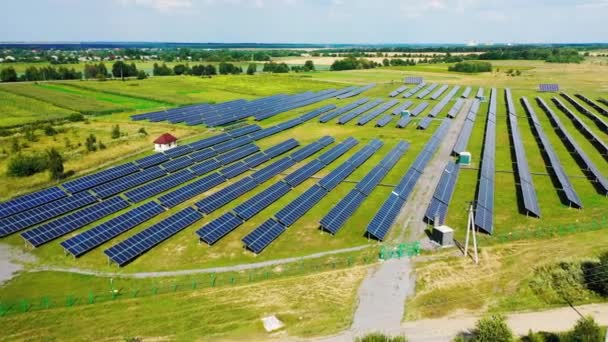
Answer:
(154, 133, 178, 152)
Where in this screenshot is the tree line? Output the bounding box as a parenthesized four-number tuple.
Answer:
(448, 61, 493, 73)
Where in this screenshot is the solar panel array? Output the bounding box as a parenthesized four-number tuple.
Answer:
(389, 86, 408, 97)
(599, 98, 608, 108)
(376, 115, 393, 127)
(410, 102, 429, 116)
(320, 141, 409, 234)
(452, 99, 481, 155)
(553, 97, 608, 155)
(461, 86, 472, 98)
(196, 137, 356, 246)
(62, 163, 140, 193)
(476, 87, 485, 99)
(0, 187, 66, 219)
(242, 140, 381, 253)
(428, 86, 461, 117)
(396, 115, 413, 128)
(576, 94, 608, 116)
(424, 161, 460, 225)
(319, 98, 369, 123)
(357, 100, 399, 125)
(560, 93, 608, 134)
(505, 89, 541, 217)
(474, 88, 497, 234)
(365, 119, 452, 241)
(447, 98, 466, 118)
(337, 84, 376, 99)
(521, 97, 582, 208)
(392, 101, 414, 115)
(403, 83, 427, 98)
(537, 98, 608, 195)
(404, 76, 424, 84)
(539, 84, 559, 92)
(417, 83, 439, 99)
(338, 99, 384, 124)
(430, 85, 450, 100)
(417, 117, 433, 130)
(132, 88, 351, 126)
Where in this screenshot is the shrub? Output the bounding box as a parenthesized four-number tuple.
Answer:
(46, 148, 64, 180)
(67, 113, 85, 122)
(22, 126, 37, 142)
(583, 251, 608, 297)
(137, 70, 148, 80)
(99, 141, 106, 150)
(7, 154, 48, 177)
(44, 125, 58, 136)
(354, 332, 408, 342)
(111, 125, 121, 139)
(11, 138, 21, 153)
(566, 316, 603, 342)
(448, 61, 492, 73)
(529, 261, 591, 304)
(471, 314, 513, 342)
(85, 134, 97, 152)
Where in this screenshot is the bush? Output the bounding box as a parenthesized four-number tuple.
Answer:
(448, 61, 492, 73)
(471, 314, 513, 342)
(85, 134, 97, 152)
(67, 113, 85, 122)
(138, 127, 148, 136)
(46, 148, 64, 180)
(137, 70, 148, 80)
(529, 261, 591, 304)
(111, 125, 120, 139)
(354, 332, 408, 342)
(7, 154, 48, 177)
(566, 316, 603, 342)
(583, 251, 608, 297)
(22, 126, 37, 142)
(44, 125, 57, 136)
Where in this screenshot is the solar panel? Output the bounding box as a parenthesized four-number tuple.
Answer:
(216, 144, 260, 165)
(539, 84, 559, 92)
(233, 181, 291, 220)
(319, 100, 371, 123)
(104, 207, 203, 266)
(190, 159, 222, 176)
(376, 115, 393, 127)
(188, 134, 231, 150)
(575, 94, 608, 116)
(392, 100, 414, 115)
(196, 212, 243, 245)
(61, 201, 165, 257)
(336, 83, 376, 99)
(474, 88, 497, 234)
(284, 159, 325, 187)
(389, 86, 408, 97)
(337, 99, 384, 124)
(417, 83, 438, 99)
(404, 76, 423, 84)
(244, 152, 271, 169)
(123, 169, 196, 203)
(275, 185, 327, 227)
(188, 148, 216, 163)
(365, 194, 404, 241)
(357, 100, 399, 125)
(0, 186, 67, 219)
(158, 172, 225, 208)
(0, 191, 99, 237)
(461, 86, 472, 99)
(161, 155, 195, 173)
(134, 153, 169, 168)
(396, 116, 412, 128)
(424, 161, 460, 225)
(219, 161, 250, 179)
(290, 142, 323, 162)
(213, 136, 253, 154)
(264, 139, 299, 158)
(319, 163, 356, 191)
(226, 124, 261, 138)
(476, 87, 485, 99)
(319, 191, 366, 234)
(317, 137, 358, 165)
(560, 93, 608, 134)
(62, 163, 140, 193)
(91, 166, 167, 199)
(447, 98, 466, 118)
(430, 85, 450, 100)
(355, 166, 389, 196)
(21, 196, 130, 247)
(242, 218, 286, 254)
(251, 158, 296, 184)
(250, 126, 282, 140)
(163, 145, 193, 159)
(417, 117, 433, 130)
(403, 83, 427, 98)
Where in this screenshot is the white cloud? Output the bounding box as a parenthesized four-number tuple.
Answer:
(116, 0, 193, 13)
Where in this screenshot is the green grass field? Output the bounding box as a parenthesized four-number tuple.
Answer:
(0, 60, 607, 339)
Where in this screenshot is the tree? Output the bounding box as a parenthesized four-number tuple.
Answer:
(111, 125, 121, 139)
(173, 64, 190, 75)
(137, 70, 148, 80)
(112, 61, 138, 79)
(0, 67, 18, 82)
(153, 63, 173, 76)
(246, 63, 257, 75)
(138, 127, 148, 135)
(471, 314, 513, 342)
(46, 148, 64, 180)
(304, 60, 315, 71)
(11, 138, 20, 153)
(567, 316, 602, 342)
(85, 134, 97, 152)
(383, 58, 390, 67)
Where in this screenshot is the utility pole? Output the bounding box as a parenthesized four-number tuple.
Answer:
(463, 201, 479, 264)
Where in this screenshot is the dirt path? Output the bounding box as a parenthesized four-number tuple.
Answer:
(393, 100, 473, 244)
(35, 245, 371, 279)
(0, 243, 36, 284)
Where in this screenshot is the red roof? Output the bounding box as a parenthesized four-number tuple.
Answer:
(154, 133, 178, 144)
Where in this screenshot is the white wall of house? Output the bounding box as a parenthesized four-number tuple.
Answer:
(154, 141, 177, 152)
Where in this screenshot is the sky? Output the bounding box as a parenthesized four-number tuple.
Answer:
(1, 0, 607, 44)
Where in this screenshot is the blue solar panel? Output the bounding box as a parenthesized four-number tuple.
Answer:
(355, 166, 388, 195)
(461, 86, 472, 98)
(338, 99, 383, 124)
(213, 136, 253, 154)
(319, 191, 366, 234)
(123, 169, 196, 203)
(219, 162, 250, 179)
(188, 148, 216, 162)
(244, 152, 271, 168)
(275, 185, 327, 227)
(91, 166, 167, 199)
(417, 117, 433, 130)
(161, 155, 194, 173)
(196, 212, 243, 245)
(188, 134, 231, 150)
(158, 172, 225, 208)
(62, 163, 140, 193)
(104, 207, 203, 266)
(575, 94, 608, 116)
(283, 159, 325, 187)
(233, 181, 291, 220)
(319, 163, 356, 191)
(216, 144, 260, 165)
(424, 161, 460, 225)
(319, 99, 369, 123)
(376, 115, 393, 127)
(242, 218, 286, 254)
(21, 196, 130, 247)
(318, 137, 358, 165)
(365, 194, 404, 241)
(61, 201, 165, 257)
(163, 145, 193, 159)
(0, 186, 67, 219)
(251, 158, 295, 184)
(196, 177, 258, 214)
(396, 116, 412, 128)
(357, 100, 399, 126)
(190, 159, 222, 176)
(134, 153, 169, 168)
(226, 124, 261, 138)
(290, 139, 332, 162)
(264, 139, 299, 158)
(0, 191, 98, 237)
(539, 84, 559, 92)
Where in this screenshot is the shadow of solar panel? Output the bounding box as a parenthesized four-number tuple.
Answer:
(62, 163, 140, 193)
(196, 177, 257, 214)
(134, 153, 169, 169)
(22, 196, 130, 247)
(0, 191, 98, 237)
(61, 201, 164, 257)
(396, 116, 412, 128)
(158, 172, 225, 208)
(124, 169, 196, 203)
(275, 185, 327, 227)
(0, 186, 67, 219)
(216, 144, 260, 165)
(244, 152, 270, 168)
(242, 218, 286, 254)
(234, 181, 291, 220)
(320, 190, 366, 234)
(264, 139, 299, 158)
(197, 212, 244, 245)
(92, 166, 167, 199)
(365, 193, 404, 241)
(104, 207, 203, 266)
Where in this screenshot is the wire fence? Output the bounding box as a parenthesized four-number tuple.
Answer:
(0, 251, 389, 317)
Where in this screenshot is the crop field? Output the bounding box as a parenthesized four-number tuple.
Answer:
(0, 59, 607, 340)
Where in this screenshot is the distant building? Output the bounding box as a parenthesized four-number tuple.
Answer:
(153, 133, 178, 152)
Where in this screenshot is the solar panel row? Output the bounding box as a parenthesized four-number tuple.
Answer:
(575, 94, 608, 116)
(417, 83, 439, 99)
(505, 89, 541, 217)
(404, 76, 424, 84)
(424, 161, 460, 225)
(539, 84, 559, 92)
(461, 86, 472, 99)
(62, 162, 140, 193)
(553, 97, 608, 155)
(338, 99, 384, 124)
(417, 117, 433, 130)
(396, 116, 413, 128)
(521, 97, 582, 208)
(537, 98, 608, 195)
(376, 115, 393, 127)
(560, 93, 608, 134)
(452, 99, 481, 155)
(337, 84, 376, 99)
(0, 187, 66, 220)
(320, 141, 409, 234)
(389, 86, 408, 97)
(430, 84, 450, 100)
(319, 98, 369, 123)
(447, 98, 466, 118)
(365, 119, 452, 241)
(410, 102, 429, 116)
(476, 87, 485, 99)
(357, 100, 399, 125)
(474, 88, 497, 234)
(403, 83, 427, 98)
(392, 100, 414, 115)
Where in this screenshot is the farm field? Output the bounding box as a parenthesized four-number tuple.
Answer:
(0, 59, 607, 340)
